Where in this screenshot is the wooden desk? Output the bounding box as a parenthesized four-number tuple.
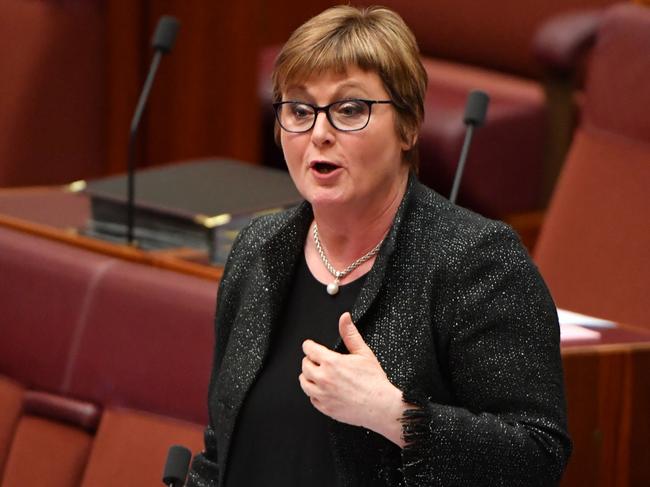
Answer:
(0, 186, 221, 281)
(562, 328, 650, 486)
(1, 186, 648, 486)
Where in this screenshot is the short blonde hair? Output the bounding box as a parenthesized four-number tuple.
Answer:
(271, 5, 428, 171)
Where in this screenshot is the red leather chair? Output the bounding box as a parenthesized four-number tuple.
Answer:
(0, 392, 99, 487)
(79, 409, 204, 487)
(0, 227, 109, 486)
(534, 3, 650, 329)
(0, 226, 217, 485)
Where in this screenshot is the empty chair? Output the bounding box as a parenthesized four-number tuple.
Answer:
(534, 3, 650, 330)
(79, 408, 203, 487)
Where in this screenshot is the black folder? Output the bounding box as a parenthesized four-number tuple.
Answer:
(82, 159, 302, 264)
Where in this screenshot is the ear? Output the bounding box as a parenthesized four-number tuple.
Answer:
(401, 131, 418, 151)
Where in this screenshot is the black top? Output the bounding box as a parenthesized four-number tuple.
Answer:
(225, 255, 366, 487)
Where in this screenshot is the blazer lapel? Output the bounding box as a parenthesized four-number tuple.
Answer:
(335, 174, 417, 352)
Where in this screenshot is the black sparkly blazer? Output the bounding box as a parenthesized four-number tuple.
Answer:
(188, 175, 572, 487)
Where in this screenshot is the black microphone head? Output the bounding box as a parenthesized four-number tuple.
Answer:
(162, 445, 192, 487)
(463, 90, 490, 126)
(152, 16, 180, 54)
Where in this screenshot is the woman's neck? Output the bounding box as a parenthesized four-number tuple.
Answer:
(309, 173, 408, 270)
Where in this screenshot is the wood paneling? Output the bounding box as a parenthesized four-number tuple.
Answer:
(103, 1, 338, 176)
(145, 1, 261, 167)
(561, 341, 650, 486)
(105, 2, 147, 175)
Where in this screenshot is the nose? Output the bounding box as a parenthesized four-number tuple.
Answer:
(310, 110, 335, 147)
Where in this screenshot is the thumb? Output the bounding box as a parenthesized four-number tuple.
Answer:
(339, 312, 371, 356)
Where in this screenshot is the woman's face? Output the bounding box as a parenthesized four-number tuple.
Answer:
(280, 66, 410, 213)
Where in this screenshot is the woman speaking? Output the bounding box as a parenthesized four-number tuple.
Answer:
(188, 5, 571, 486)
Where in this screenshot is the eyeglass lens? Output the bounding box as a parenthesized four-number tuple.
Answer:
(277, 100, 371, 132)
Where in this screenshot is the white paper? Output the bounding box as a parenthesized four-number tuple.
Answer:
(559, 322, 601, 342)
(557, 308, 616, 328)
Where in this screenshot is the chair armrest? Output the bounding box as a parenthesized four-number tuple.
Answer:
(533, 10, 603, 75)
(23, 390, 102, 433)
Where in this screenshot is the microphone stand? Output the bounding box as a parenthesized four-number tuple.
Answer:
(449, 124, 475, 205)
(127, 51, 164, 246)
(125, 15, 180, 246)
(449, 90, 490, 205)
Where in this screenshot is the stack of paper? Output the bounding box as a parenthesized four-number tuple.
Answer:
(557, 308, 615, 343)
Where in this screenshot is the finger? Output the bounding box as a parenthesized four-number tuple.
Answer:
(301, 356, 321, 382)
(299, 373, 318, 398)
(338, 312, 371, 356)
(302, 339, 338, 365)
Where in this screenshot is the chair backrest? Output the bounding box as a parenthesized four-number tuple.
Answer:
(378, 0, 618, 77)
(534, 3, 650, 328)
(0, 226, 115, 393)
(65, 260, 217, 425)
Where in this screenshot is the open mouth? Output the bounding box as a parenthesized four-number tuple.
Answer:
(313, 161, 340, 174)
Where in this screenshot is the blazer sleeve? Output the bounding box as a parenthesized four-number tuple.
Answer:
(400, 221, 572, 486)
(186, 426, 219, 487)
(186, 222, 255, 487)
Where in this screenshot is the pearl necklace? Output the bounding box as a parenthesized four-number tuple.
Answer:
(312, 223, 384, 295)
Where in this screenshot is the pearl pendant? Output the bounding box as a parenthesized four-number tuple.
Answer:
(327, 280, 340, 295)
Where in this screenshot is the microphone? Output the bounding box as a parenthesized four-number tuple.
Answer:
(162, 445, 192, 487)
(126, 15, 180, 245)
(449, 90, 490, 204)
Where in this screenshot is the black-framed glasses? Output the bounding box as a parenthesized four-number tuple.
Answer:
(273, 99, 394, 133)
